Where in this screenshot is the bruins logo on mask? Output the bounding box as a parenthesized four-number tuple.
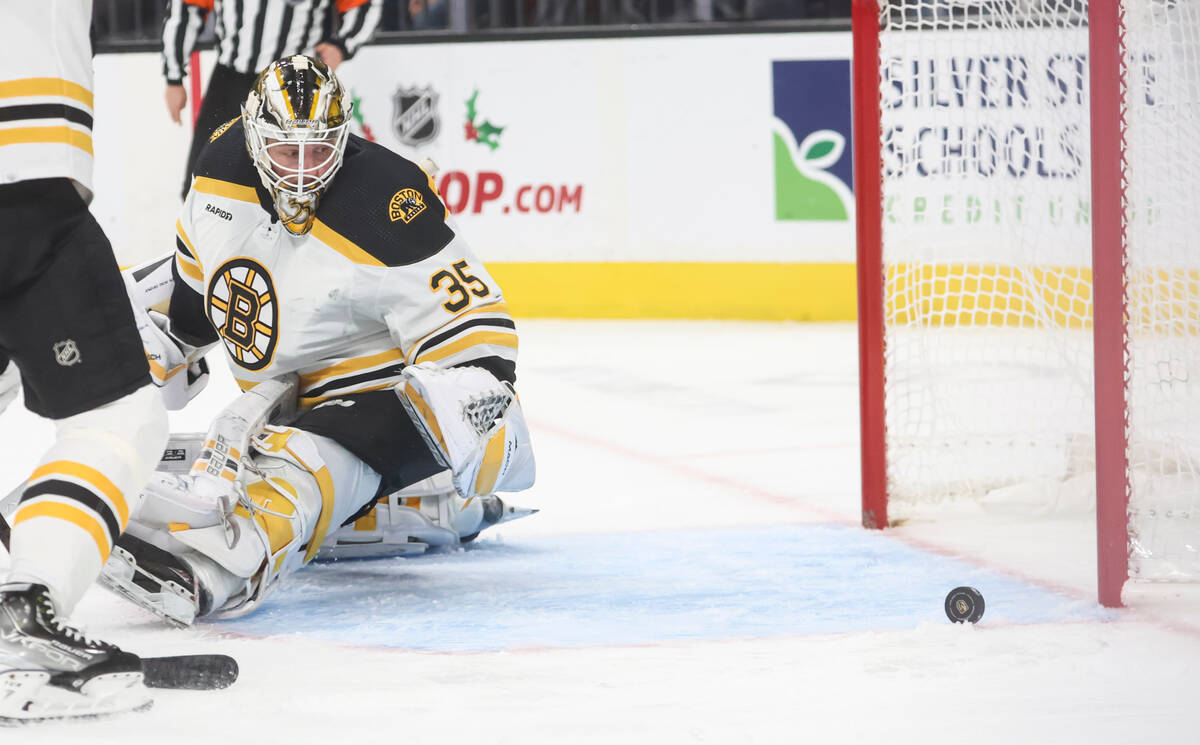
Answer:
(207, 258, 278, 371)
(388, 188, 426, 223)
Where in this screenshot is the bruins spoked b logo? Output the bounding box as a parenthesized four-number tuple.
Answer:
(207, 258, 278, 371)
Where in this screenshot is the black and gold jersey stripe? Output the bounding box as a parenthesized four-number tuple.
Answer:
(406, 302, 518, 383)
(296, 347, 407, 408)
(0, 77, 95, 155)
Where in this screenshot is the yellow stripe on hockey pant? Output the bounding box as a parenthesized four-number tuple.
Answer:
(402, 382, 449, 457)
(191, 176, 260, 204)
(29, 461, 130, 526)
(412, 330, 518, 365)
(13, 501, 111, 562)
(0, 78, 94, 107)
(0, 127, 92, 155)
(473, 424, 507, 496)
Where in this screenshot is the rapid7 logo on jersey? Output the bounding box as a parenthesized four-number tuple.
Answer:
(430, 260, 490, 312)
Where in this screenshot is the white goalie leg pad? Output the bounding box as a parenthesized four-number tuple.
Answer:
(396, 363, 536, 499)
(319, 472, 539, 560)
(320, 471, 481, 559)
(163, 426, 381, 618)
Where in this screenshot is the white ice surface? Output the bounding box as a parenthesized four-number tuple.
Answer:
(0, 321, 1196, 743)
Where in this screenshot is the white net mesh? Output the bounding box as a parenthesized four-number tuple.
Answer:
(1123, 0, 1200, 579)
(875, 0, 1200, 579)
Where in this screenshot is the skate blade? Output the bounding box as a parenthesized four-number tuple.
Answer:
(491, 503, 538, 526)
(0, 670, 152, 725)
(99, 545, 196, 627)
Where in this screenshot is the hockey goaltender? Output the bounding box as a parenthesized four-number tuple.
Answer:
(0, 47, 536, 723)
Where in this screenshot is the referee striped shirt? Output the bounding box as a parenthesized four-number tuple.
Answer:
(162, 0, 382, 85)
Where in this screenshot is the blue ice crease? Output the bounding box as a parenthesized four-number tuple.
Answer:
(213, 525, 1114, 651)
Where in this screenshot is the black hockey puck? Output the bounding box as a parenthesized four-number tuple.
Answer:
(944, 586, 985, 624)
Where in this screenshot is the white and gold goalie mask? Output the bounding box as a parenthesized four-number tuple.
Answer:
(242, 55, 351, 235)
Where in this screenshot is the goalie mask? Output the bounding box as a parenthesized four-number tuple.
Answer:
(242, 55, 351, 235)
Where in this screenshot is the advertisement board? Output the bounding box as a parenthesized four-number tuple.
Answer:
(91, 34, 860, 319)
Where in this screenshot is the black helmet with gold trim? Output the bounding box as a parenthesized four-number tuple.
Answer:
(242, 55, 351, 235)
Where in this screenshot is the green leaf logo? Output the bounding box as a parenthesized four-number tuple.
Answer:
(773, 122, 851, 222)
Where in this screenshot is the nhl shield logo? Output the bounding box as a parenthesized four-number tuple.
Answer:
(53, 339, 81, 367)
(392, 85, 440, 146)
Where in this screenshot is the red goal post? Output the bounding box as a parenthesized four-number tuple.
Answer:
(852, 0, 1200, 608)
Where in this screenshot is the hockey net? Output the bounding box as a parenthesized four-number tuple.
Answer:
(853, 0, 1200, 593)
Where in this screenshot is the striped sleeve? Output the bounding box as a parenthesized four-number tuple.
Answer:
(403, 302, 518, 383)
(162, 0, 212, 84)
(174, 216, 205, 291)
(0, 77, 95, 159)
(296, 345, 408, 408)
(333, 0, 381, 59)
(167, 198, 219, 347)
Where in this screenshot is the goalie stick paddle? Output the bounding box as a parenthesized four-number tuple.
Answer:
(141, 654, 239, 690)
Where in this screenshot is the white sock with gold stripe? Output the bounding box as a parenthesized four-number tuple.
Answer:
(5, 385, 166, 615)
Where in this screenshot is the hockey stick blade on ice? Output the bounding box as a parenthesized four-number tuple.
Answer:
(2, 491, 236, 692)
(141, 654, 238, 690)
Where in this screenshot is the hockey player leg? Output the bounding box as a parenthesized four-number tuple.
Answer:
(5, 384, 167, 614)
(102, 427, 380, 624)
(0, 386, 165, 721)
(0, 583, 151, 724)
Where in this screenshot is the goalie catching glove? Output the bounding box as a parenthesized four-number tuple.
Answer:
(396, 363, 535, 500)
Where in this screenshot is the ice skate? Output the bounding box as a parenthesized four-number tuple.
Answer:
(0, 583, 151, 724)
(461, 496, 538, 543)
(100, 532, 211, 627)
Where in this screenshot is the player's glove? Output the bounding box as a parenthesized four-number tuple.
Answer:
(0, 360, 19, 415)
(136, 307, 210, 410)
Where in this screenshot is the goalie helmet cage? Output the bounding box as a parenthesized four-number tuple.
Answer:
(852, 0, 1200, 608)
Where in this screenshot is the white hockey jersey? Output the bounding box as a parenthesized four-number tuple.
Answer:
(0, 0, 97, 199)
(167, 119, 518, 410)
